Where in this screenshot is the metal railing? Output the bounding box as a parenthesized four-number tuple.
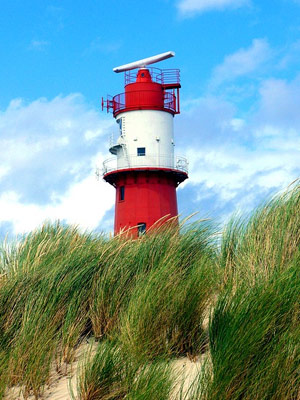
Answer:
(111, 90, 176, 115)
(125, 67, 180, 85)
(102, 155, 188, 175)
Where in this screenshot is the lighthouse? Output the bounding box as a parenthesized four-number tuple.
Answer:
(102, 51, 188, 237)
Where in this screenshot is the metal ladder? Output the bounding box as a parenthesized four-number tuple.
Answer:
(120, 118, 130, 167)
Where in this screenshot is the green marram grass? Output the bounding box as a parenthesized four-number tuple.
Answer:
(205, 182, 300, 400)
(117, 220, 218, 360)
(76, 340, 174, 400)
(0, 182, 299, 399)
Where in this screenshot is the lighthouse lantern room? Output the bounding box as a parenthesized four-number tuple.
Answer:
(102, 51, 188, 237)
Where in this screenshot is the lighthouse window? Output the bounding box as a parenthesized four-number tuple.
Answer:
(137, 147, 146, 156)
(138, 222, 146, 236)
(119, 186, 125, 201)
(116, 118, 122, 135)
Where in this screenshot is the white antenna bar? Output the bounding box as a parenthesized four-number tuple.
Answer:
(113, 51, 175, 73)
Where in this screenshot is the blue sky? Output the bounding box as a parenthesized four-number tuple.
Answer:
(1, 0, 300, 236)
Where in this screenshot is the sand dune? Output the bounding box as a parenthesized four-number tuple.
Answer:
(5, 343, 206, 400)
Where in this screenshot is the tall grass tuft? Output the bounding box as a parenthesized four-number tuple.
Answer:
(206, 183, 300, 400)
(76, 340, 173, 400)
(220, 182, 300, 285)
(208, 258, 300, 400)
(118, 221, 218, 360)
(0, 223, 109, 397)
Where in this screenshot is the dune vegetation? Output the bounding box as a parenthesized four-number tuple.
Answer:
(0, 183, 299, 399)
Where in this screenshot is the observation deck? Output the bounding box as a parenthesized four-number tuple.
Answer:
(103, 154, 188, 174)
(101, 154, 188, 186)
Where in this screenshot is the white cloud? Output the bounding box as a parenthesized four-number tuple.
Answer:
(0, 94, 115, 235)
(256, 76, 300, 127)
(177, 0, 249, 15)
(177, 74, 300, 218)
(211, 39, 271, 86)
(0, 166, 10, 181)
(0, 174, 114, 234)
(0, 94, 113, 170)
(230, 118, 245, 131)
(187, 144, 298, 203)
(84, 122, 113, 141)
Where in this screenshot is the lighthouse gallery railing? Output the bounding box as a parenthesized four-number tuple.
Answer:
(125, 67, 180, 85)
(111, 91, 177, 115)
(102, 155, 188, 175)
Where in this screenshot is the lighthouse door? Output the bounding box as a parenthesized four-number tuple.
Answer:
(137, 222, 146, 236)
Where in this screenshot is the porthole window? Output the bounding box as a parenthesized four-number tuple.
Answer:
(137, 147, 146, 156)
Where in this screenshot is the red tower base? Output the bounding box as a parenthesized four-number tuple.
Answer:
(103, 168, 187, 237)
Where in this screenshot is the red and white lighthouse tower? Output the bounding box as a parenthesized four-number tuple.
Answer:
(102, 51, 188, 237)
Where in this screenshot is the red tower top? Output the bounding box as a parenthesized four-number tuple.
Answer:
(102, 67, 181, 117)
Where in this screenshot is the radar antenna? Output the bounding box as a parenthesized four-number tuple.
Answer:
(113, 51, 175, 73)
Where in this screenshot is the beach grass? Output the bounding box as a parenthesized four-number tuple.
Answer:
(0, 182, 299, 399)
(206, 182, 300, 400)
(76, 340, 173, 400)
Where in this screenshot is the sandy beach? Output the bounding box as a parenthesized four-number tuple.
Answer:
(5, 342, 206, 400)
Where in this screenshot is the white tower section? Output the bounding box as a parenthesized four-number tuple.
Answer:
(110, 110, 175, 170)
